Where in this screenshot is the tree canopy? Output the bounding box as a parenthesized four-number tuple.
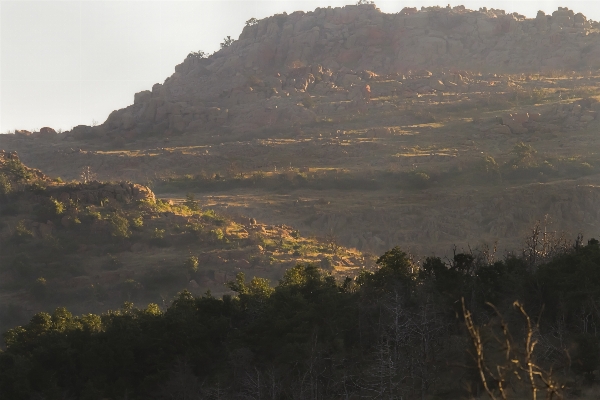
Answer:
(3, 241, 600, 399)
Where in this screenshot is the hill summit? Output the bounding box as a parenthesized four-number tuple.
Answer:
(65, 4, 600, 140)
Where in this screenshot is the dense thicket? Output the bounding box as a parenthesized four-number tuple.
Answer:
(2, 241, 600, 399)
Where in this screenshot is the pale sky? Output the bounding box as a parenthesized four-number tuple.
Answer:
(1, 0, 598, 133)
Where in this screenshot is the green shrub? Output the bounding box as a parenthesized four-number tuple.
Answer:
(187, 50, 207, 59)
(12, 220, 33, 243)
(6, 158, 32, 180)
(478, 155, 499, 174)
(185, 256, 199, 274)
(131, 215, 144, 229)
(202, 209, 226, 226)
(560, 160, 594, 177)
(474, 155, 502, 183)
(149, 228, 168, 247)
(405, 170, 431, 189)
(184, 193, 200, 212)
(510, 142, 537, 167)
(220, 35, 235, 49)
(151, 228, 165, 240)
(0, 173, 12, 197)
(209, 228, 225, 244)
(81, 207, 101, 224)
(185, 222, 203, 237)
(35, 197, 65, 222)
(109, 213, 131, 239)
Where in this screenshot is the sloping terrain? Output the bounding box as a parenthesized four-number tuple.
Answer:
(0, 152, 364, 332)
(5, 5, 600, 398)
(62, 4, 600, 139)
(2, 5, 600, 261)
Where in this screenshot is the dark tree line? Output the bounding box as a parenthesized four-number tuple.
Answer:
(3, 241, 600, 399)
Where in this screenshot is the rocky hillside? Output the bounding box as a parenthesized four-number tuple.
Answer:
(33, 4, 596, 141)
(3, 4, 600, 263)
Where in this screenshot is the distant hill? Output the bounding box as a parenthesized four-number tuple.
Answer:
(2, 4, 600, 269)
(58, 4, 600, 141)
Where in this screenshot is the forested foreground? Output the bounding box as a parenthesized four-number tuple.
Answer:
(3, 241, 600, 399)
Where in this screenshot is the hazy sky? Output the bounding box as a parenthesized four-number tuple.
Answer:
(1, 0, 598, 133)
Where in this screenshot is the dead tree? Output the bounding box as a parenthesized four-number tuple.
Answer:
(462, 298, 564, 400)
(80, 166, 97, 184)
(522, 217, 570, 268)
(360, 290, 446, 399)
(325, 230, 340, 255)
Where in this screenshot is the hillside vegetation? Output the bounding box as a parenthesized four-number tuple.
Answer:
(0, 152, 364, 333)
(3, 241, 600, 399)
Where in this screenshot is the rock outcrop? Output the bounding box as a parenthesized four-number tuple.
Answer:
(62, 5, 600, 139)
(0, 150, 49, 185)
(52, 181, 156, 205)
(0, 151, 156, 205)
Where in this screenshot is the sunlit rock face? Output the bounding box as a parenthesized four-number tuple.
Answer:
(67, 5, 600, 139)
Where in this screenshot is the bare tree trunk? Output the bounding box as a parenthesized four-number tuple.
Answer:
(462, 298, 564, 400)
